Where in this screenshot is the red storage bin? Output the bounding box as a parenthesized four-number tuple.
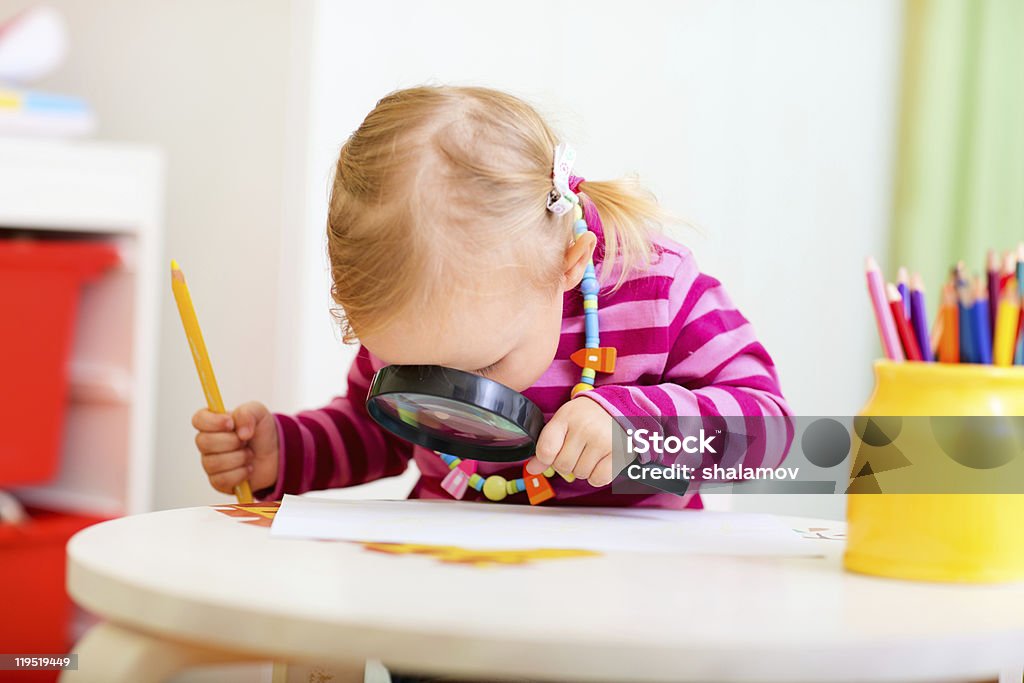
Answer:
(0, 239, 119, 486)
(0, 508, 107, 682)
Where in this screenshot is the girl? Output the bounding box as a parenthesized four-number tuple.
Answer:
(192, 85, 791, 508)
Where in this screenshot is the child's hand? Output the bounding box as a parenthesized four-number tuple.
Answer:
(525, 398, 615, 486)
(192, 402, 279, 495)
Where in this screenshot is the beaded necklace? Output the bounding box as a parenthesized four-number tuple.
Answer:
(437, 184, 617, 505)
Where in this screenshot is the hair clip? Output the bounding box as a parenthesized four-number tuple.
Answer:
(546, 142, 579, 215)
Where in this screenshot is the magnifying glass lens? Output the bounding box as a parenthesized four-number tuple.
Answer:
(372, 392, 531, 447)
(366, 365, 545, 462)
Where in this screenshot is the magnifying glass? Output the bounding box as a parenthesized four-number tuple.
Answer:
(365, 365, 545, 463)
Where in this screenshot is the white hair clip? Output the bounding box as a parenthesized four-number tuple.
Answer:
(546, 142, 579, 216)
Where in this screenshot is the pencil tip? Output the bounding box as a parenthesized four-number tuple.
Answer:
(911, 272, 925, 290)
(885, 282, 901, 301)
(171, 259, 180, 271)
(865, 256, 879, 271)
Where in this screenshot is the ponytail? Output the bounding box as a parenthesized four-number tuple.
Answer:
(574, 176, 682, 289)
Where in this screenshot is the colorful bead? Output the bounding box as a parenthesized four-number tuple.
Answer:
(570, 347, 617, 373)
(524, 468, 556, 505)
(483, 475, 508, 501)
(581, 278, 599, 296)
(469, 473, 484, 490)
(571, 382, 592, 397)
(506, 479, 518, 495)
(441, 467, 470, 499)
(581, 367, 597, 379)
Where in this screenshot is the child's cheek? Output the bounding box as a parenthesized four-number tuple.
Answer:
(500, 295, 564, 392)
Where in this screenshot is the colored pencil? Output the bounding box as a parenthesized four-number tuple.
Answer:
(955, 263, 976, 363)
(170, 260, 254, 504)
(1017, 244, 1024, 299)
(897, 266, 911, 319)
(930, 306, 944, 359)
(973, 279, 993, 365)
(987, 249, 1000, 343)
(866, 250, 1024, 367)
(993, 284, 1020, 367)
(937, 280, 960, 363)
(1003, 251, 1016, 287)
(866, 258, 905, 361)
(887, 283, 923, 361)
(1015, 300, 1024, 365)
(1016, 244, 1024, 365)
(909, 273, 933, 361)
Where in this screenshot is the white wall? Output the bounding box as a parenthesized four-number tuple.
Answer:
(16, 0, 298, 511)
(286, 0, 904, 514)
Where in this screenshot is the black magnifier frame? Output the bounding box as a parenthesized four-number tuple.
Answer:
(365, 364, 545, 463)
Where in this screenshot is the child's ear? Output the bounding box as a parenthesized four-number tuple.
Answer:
(561, 231, 597, 291)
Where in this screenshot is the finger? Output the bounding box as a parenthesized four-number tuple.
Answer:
(525, 457, 547, 475)
(209, 464, 254, 495)
(195, 430, 244, 455)
(192, 409, 234, 432)
(534, 417, 568, 467)
(550, 425, 587, 475)
(233, 402, 263, 440)
(573, 445, 609, 481)
(201, 448, 252, 475)
(587, 454, 615, 487)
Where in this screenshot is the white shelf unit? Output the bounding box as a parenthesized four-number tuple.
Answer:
(0, 138, 163, 516)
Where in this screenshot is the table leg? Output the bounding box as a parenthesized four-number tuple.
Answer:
(272, 660, 367, 682)
(60, 620, 262, 683)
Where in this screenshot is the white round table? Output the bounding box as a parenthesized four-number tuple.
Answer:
(61, 503, 1024, 682)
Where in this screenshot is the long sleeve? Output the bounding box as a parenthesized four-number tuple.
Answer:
(578, 250, 793, 481)
(254, 345, 414, 501)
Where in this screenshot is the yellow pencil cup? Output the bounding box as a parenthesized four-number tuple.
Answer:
(844, 360, 1024, 583)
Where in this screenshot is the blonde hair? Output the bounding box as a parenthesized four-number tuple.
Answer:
(328, 85, 675, 343)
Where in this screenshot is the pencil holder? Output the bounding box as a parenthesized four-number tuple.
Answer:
(844, 360, 1024, 583)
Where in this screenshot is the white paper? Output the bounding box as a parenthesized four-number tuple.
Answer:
(270, 495, 818, 557)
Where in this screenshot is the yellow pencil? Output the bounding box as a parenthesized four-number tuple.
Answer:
(170, 260, 254, 503)
(993, 282, 1020, 367)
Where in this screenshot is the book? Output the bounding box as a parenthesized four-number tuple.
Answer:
(0, 86, 95, 137)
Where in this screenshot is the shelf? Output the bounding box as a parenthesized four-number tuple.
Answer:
(0, 138, 163, 516)
(0, 138, 162, 235)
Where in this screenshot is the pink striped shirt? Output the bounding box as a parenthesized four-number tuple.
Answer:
(255, 227, 792, 509)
